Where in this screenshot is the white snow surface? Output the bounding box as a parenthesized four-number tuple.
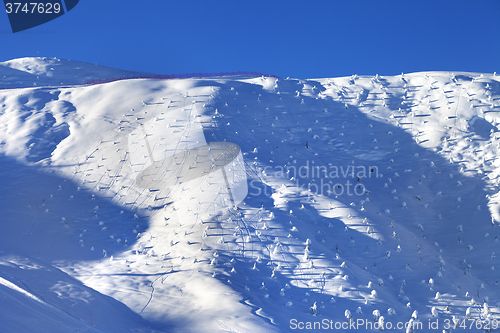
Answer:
(1, 57, 500, 332)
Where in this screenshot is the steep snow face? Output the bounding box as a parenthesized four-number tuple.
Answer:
(1, 59, 500, 332)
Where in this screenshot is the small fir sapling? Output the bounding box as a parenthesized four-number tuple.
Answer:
(372, 309, 380, 321)
(310, 302, 318, 316)
(378, 316, 385, 331)
(345, 309, 352, 319)
(405, 319, 417, 333)
(483, 302, 490, 316)
(466, 307, 471, 318)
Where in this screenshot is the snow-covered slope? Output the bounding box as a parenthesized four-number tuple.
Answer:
(1, 57, 500, 332)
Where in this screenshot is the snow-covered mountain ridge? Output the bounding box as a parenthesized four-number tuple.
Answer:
(1, 57, 154, 89)
(1, 57, 499, 332)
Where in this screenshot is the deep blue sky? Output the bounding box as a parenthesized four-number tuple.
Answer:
(1, 1, 499, 79)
